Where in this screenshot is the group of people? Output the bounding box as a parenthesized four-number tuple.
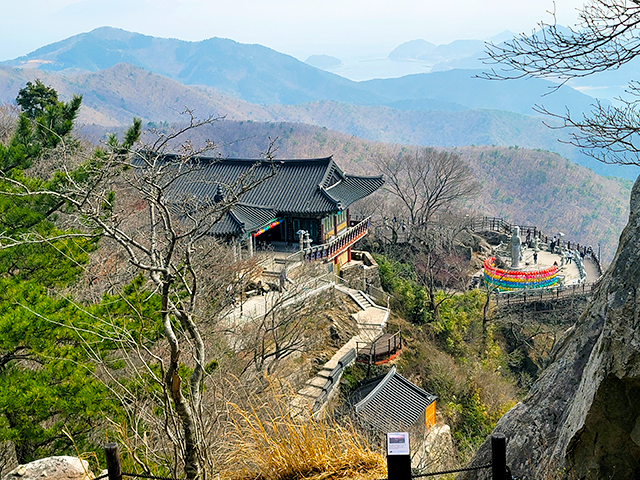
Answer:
(529, 236, 591, 268)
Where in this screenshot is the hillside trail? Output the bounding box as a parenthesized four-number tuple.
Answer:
(291, 284, 389, 418)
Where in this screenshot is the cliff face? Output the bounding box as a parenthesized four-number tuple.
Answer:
(460, 174, 640, 480)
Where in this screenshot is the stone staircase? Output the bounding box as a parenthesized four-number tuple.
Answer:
(292, 284, 390, 418)
(350, 290, 375, 310)
(336, 284, 389, 331)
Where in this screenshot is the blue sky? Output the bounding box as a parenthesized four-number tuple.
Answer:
(1, 0, 586, 62)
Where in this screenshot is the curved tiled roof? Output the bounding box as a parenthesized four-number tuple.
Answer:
(353, 366, 437, 432)
(323, 174, 385, 209)
(209, 203, 277, 236)
(164, 155, 383, 236)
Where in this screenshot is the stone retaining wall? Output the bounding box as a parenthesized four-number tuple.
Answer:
(340, 251, 381, 290)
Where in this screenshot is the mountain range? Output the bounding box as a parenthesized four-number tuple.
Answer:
(2, 27, 595, 114)
(385, 32, 640, 101)
(1, 26, 639, 181)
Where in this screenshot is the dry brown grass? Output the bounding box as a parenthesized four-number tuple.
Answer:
(219, 396, 386, 480)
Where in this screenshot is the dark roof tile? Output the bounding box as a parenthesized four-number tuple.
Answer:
(163, 155, 383, 236)
(353, 366, 437, 432)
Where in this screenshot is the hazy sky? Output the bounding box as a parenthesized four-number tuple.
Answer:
(0, 0, 587, 62)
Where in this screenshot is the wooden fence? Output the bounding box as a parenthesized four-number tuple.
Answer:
(494, 282, 596, 307)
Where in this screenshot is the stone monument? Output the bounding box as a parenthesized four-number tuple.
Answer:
(510, 226, 522, 268)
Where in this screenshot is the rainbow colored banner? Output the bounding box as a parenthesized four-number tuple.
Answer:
(484, 257, 558, 291)
(252, 219, 281, 237)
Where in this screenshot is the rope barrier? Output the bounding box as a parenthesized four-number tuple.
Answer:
(122, 472, 182, 480)
(411, 462, 493, 478)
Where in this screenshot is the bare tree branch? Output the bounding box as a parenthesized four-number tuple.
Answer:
(482, 0, 640, 166)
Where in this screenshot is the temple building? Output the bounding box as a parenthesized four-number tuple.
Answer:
(349, 366, 437, 432)
(169, 155, 384, 267)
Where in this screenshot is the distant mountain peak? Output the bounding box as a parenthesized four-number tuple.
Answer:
(388, 39, 436, 60)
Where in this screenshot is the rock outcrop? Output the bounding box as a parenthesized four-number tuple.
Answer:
(3, 457, 93, 480)
(414, 424, 457, 473)
(459, 174, 640, 480)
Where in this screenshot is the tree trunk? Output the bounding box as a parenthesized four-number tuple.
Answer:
(166, 351, 201, 480)
(159, 276, 202, 480)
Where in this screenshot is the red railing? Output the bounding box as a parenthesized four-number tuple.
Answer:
(299, 217, 371, 262)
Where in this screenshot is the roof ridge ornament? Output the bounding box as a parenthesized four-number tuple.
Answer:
(213, 184, 224, 203)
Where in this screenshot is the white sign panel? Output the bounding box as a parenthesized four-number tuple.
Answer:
(387, 432, 410, 456)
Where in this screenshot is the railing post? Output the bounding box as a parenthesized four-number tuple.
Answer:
(491, 434, 507, 480)
(105, 443, 123, 480)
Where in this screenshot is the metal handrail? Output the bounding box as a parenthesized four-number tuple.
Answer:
(472, 216, 604, 270)
(494, 282, 596, 306)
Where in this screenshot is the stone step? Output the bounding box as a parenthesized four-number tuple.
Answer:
(293, 284, 390, 418)
(352, 293, 373, 309)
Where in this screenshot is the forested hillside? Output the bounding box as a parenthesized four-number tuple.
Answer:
(0, 70, 633, 480)
(80, 119, 629, 261)
(0, 82, 521, 479)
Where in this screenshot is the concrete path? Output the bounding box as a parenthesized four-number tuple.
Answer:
(223, 274, 334, 327)
(516, 247, 594, 284)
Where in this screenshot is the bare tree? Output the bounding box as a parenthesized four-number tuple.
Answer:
(236, 271, 333, 376)
(375, 148, 480, 228)
(0, 113, 278, 480)
(494, 299, 588, 388)
(483, 0, 640, 166)
(0, 105, 19, 144)
(411, 214, 473, 321)
(373, 148, 479, 320)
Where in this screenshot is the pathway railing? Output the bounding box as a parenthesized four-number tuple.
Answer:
(471, 216, 603, 276)
(286, 217, 371, 263)
(494, 282, 596, 306)
(312, 348, 356, 413)
(366, 283, 391, 310)
(356, 330, 402, 365)
(225, 272, 337, 325)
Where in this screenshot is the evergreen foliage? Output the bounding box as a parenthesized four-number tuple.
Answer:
(0, 279, 113, 463)
(0, 81, 143, 465)
(1, 80, 81, 173)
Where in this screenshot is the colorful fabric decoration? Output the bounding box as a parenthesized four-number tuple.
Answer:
(252, 219, 281, 237)
(484, 257, 558, 291)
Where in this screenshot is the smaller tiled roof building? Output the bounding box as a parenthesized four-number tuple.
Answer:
(351, 366, 437, 432)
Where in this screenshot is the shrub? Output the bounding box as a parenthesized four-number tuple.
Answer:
(222, 394, 385, 480)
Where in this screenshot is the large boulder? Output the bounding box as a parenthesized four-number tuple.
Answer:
(456, 230, 493, 256)
(3, 457, 93, 480)
(459, 173, 640, 480)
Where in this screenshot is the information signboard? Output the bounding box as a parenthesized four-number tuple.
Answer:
(386, 432, 410, 456)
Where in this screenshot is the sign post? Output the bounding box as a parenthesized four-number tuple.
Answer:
(386, 432, 411, 480)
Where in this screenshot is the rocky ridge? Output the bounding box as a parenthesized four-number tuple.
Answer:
(459, 173, 640, 480)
